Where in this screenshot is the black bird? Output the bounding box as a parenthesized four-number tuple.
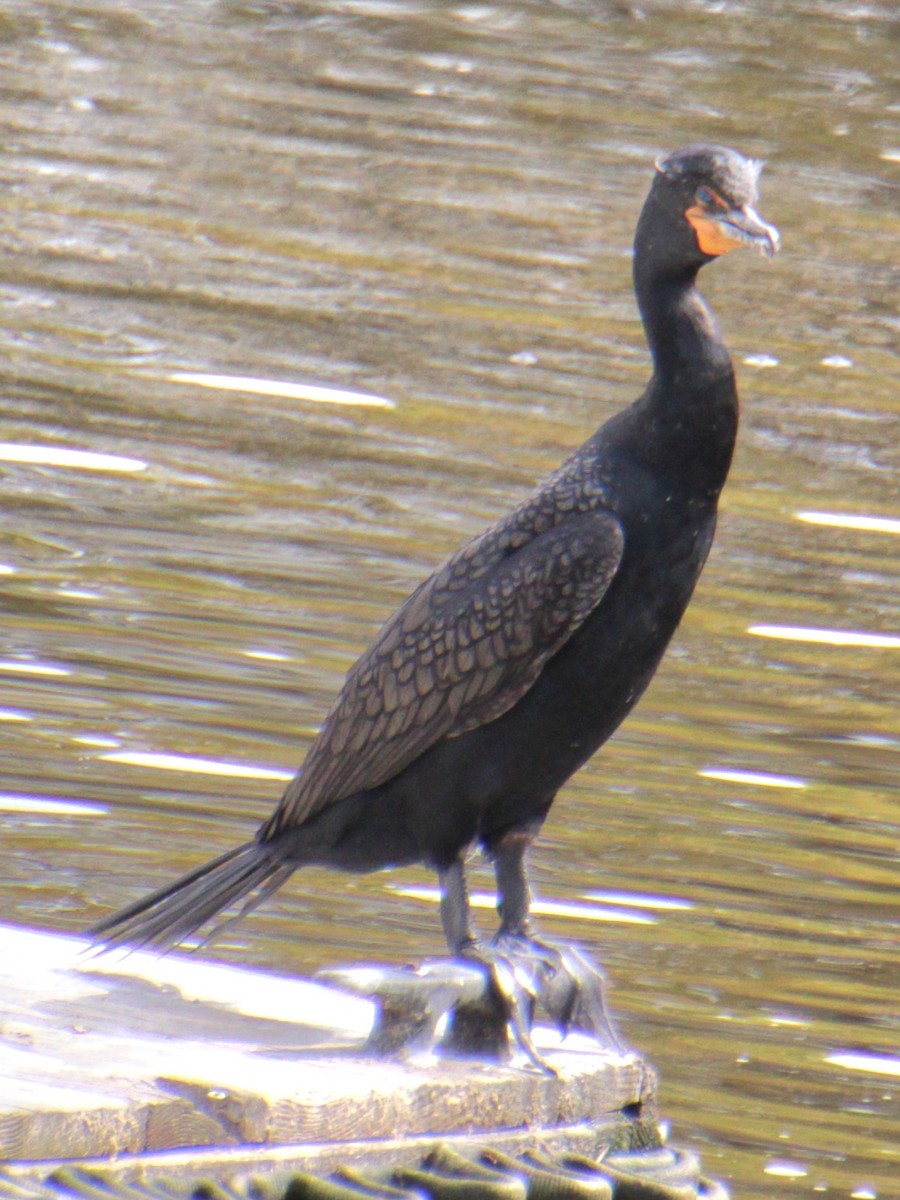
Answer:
(90, 145, 778, 1016)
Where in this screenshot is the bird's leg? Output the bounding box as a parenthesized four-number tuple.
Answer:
(491, 828, 562, 1019)
(493, 827, 537, 942)
(438, 857, 477, 952)
(491, 829, 624, 1052)
(437, 855, 547, 1069)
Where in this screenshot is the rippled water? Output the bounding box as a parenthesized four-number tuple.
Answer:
(1, 1, 897, 1195)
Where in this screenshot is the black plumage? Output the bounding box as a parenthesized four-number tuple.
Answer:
(89, 144, 778, 963)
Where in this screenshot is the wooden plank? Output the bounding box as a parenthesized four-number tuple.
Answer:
(0, 923, 655, 1167)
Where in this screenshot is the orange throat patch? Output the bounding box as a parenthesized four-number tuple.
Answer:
(685, 206, 741, 257)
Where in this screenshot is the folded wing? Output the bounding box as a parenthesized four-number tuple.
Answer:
(262, 504, 624, 838)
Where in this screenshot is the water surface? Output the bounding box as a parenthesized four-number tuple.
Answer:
(0, 2, 897, 1196)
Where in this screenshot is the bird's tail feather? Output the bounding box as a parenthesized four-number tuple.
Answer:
(87, 839, 294, 954)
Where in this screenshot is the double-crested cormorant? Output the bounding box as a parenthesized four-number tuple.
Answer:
(90, 146, 778, 1004)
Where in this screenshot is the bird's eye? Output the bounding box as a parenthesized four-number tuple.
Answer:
(696, 185, 725, 209)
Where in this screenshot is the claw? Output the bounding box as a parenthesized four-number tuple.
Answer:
(443, 942, 555, 1073)
(441, 937, 623, 1072)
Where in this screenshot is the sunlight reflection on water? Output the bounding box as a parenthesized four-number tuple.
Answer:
(0, 0, 897, 1194)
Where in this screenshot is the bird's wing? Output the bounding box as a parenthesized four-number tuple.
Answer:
(261, 503, 624, 837)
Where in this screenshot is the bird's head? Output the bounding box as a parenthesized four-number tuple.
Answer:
(653, 143, 780, 263)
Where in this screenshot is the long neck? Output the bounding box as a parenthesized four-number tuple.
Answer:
(627, 221, 739, 495)
(633, 258, 734, 392)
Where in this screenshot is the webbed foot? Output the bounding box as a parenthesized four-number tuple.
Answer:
(444, 935, 623, 1071)
(444, 938, 554, 1072)
(524, 936, 624, 1051)
(436, 852, 624, 1069)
